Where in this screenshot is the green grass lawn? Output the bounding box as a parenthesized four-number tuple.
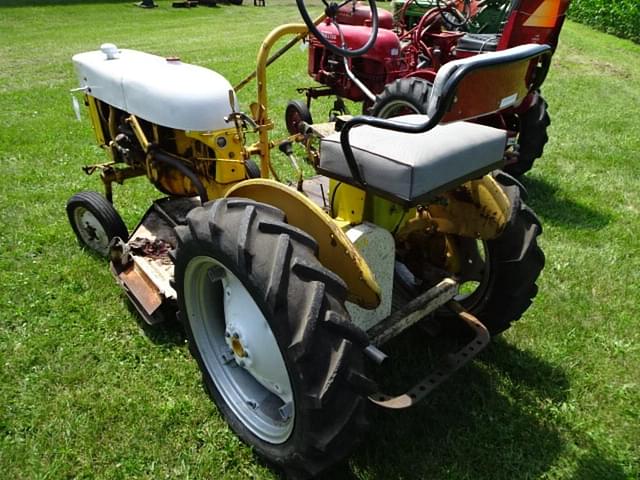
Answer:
(1, 1, 639, 479)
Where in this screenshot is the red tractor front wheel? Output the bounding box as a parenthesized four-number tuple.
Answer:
(284, 100, 313, 135)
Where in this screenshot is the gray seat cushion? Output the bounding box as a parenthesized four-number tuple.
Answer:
(319, 115, 507, 203)
(457, 33, 500, 52)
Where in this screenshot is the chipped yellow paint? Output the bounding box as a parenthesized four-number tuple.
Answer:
(397, 175, 511, 242)
(186, 129, 246, 184)
(185, 128, 243, 160)
(173, 130, 194, 157)
(429, 175, 510, 240)
(226, 179, 381, 309)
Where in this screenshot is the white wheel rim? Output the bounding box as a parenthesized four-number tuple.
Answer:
(73, 207, 110, 255)
(184, 256, 295, 444)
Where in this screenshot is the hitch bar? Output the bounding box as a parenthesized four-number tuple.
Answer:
(369, 301, 491, 410)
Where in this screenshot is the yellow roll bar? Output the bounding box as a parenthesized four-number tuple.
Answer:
(236, 14, 325, 179)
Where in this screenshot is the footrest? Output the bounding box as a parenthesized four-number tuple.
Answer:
(368, 301, 490, 409)
(368, 278, 458, 346)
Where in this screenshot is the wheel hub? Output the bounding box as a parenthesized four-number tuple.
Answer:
(185, 256, 295, 443)
(83, 221, 99, 241)
(229, 333, 248, 359)
(73, 207, 109, 254)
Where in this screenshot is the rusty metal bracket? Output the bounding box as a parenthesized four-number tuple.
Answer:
(369, 301, 491, 409)
(100, 165, 146, 202)
(368, 278, 458, 346)
(82, 161, 116, 176)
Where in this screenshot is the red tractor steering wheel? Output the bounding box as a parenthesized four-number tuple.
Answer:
(296, 0, 379, 57)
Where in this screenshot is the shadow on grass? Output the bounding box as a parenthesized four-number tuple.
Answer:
(573, 451, 631, 480)
(124, 299, 187, 347)
(121, 300, 628, 479)
(350, 337, 567, 479)
(313, 334, 614, 480)
(522, 176, 612, 230)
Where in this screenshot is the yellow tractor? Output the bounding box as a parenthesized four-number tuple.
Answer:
(66, 0, 547, 476)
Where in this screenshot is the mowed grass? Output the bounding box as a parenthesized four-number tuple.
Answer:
(0, 1, 639, 479)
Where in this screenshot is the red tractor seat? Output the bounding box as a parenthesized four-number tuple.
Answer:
(457, 33, 500, 52)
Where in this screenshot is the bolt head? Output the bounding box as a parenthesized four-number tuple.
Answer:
(207, 266, 225, 283)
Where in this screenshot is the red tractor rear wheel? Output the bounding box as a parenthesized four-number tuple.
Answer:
(370, 77, 431, 118)
(504, 93, 551, 177)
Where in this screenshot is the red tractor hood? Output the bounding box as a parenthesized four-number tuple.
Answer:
(313, 22, 401, 61)
(336, 2, 395, 30)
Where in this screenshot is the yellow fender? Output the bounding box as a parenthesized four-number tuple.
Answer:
(428, 175, 511, 239)
(226, 179, 381, 309)
(397, 175, 511, 243)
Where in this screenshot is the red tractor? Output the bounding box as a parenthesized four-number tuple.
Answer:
(290, 0, 571, 175)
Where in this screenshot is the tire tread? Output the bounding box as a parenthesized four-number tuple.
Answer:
(174, 198, 366, 478)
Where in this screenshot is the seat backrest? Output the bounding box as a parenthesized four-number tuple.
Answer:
(337, 43, 551, 188)
(426, 43, 552, 123)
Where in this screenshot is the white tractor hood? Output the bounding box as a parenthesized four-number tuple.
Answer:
(72, 45, 238, 132)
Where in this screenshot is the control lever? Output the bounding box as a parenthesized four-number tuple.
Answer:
(278, 140, 304, 191)
(225, 111, 258, 132)
(225, 89, 258, 131)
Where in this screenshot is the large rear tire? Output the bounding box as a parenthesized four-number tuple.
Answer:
(447, 172, 545, 334)
(504, 94, 551, 177)
(174, 198, 366, 478)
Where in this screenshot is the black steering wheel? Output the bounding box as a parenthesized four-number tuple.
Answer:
(436, 0, 471, 29)
(296, 0, 379, 57)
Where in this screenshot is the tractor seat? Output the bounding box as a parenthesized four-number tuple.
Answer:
(457, 33, 500, 52)
(319, 115, 507, 204)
